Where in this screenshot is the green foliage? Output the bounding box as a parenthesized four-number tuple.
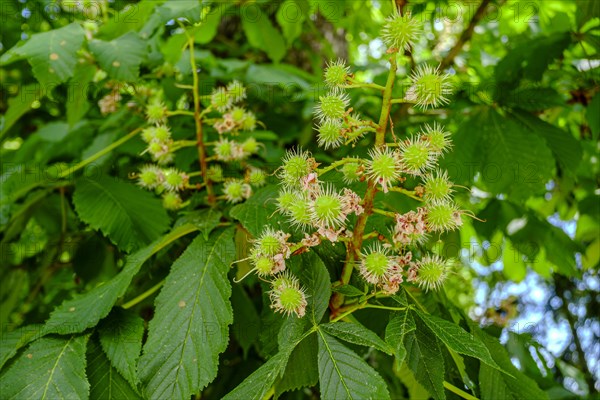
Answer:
(317, 330, 390, 400)
(0, 23, 85, 86)
(241, 7, 286, 63)
(321, 321, 392, 354)
(0, 1, 597, 399)
(404, 317, 446, 400)
(87, 338, 141, 400)
(89, 32, 147, 81)
(73, 177, 170, 253)
(0, 335, 90, 399)
(98, 309, 144, 388)
(138, 229, 235, 399)
(41, 223, 198, 335)
(415, 310, 500, 371)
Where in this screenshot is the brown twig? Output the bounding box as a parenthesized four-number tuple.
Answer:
(554, 277, 596, 392)
(439, 0, 505, 70)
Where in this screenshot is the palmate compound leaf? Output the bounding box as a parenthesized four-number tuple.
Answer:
(481, 108, 555, 198)
(222, 317, 313, 400)
(275, 332, 319, 396)
(0, 324, 43, 370)
(477, 327, 548, 400)
(241, 6, 286, 63)
(414, 310, 503, 371)
(89, 32, 147, 81)
(42, 223, 198, 336)
(385, 308, 416, 365)
(321, 321, 393, 354)
(229, 185, 289, 237)
(138, 228, 235, 399)
(317, 330, 391, 400)
(223, 351, 290, 400)
(0, 23, 85, 87)
(87, 338, 141, 399)
(0, 335, 89, 399)
(510, 109, 582, 175)
(404, 317, 446, 400)
(73, 176, 170, 253)
(288, 251, 331, 324)
(98, 309, 144, 389)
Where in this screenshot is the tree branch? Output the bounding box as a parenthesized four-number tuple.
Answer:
(439, 0, 505, 70)
(554, 276, 596, 392)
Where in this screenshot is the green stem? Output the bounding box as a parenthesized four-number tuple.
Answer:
(372, 208, 396, 218)
(443, 381, 479, 400)
(262, 386, 275, 400)
(171, 140, 199, 151)
(58, 128, 142, 179)
(364, 304, 407, 311)
(122, 279, 165, 309)
(330, 296, 405, 323)
(344, 80, 386, 91)
(388, 186, 423, 201)
(345, 126, 378, 144)
(404, 287, 428, 312)
(167, 110, 195, 117)
(390, 98, 413, 104)
(317, 157, 361, 176)
(183, 27, 215, 205)
(330, 55, 398, 313)
(362, 231, 379, 240)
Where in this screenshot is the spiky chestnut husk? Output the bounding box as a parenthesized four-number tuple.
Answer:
(214, 139, 234, 161)
(288, 197, 314, 230)
(247, 168, 267, 187)
(310, 185, 345, 228)
(241, 112, 257, 131)
(279, 148, 314, 188)
(405, 65, 452, 109)
(255, 228, 284, 257)
(381, 13, 421, 51)
(141, 125, 171, 143)
(269, 273, 307, 318)
(316, 120, 343, 149)
(255, 255, 276, 276)
(162, 191, 182, 210)
(276, 189, 298, 214)
(146, 101, 167, 124)
(422, 170, 453, 204)
(359, 243, 395, 285)
(421, 122, 452, 154)
(154, 152, 174, 165)
(399, 136, 436, 175)
(415, 254, 450, 291)
(147, 141, 173, 165)
(249, 249, 277, 276)
(162, 168, 188, 192)
(223, 179, 251, 203)
(241, 137, 259, 154)
(366, 147, 402, 192)
(227, 80, 246, 103)
(230, 107, 246, 122)
(211, 87, 232, 112)
(324, 59, 350, 88)
(138, 165, 163, 189)
(315, 89, 349, 122)
(207, 165, 224, 182)
(341, 161, 362, 183)
(425, 201, 462, 232)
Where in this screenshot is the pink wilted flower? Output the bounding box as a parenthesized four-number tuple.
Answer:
(341, 188, 364, 216)
(301, 233, 321, 247)
(392, 207, 428, 246)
